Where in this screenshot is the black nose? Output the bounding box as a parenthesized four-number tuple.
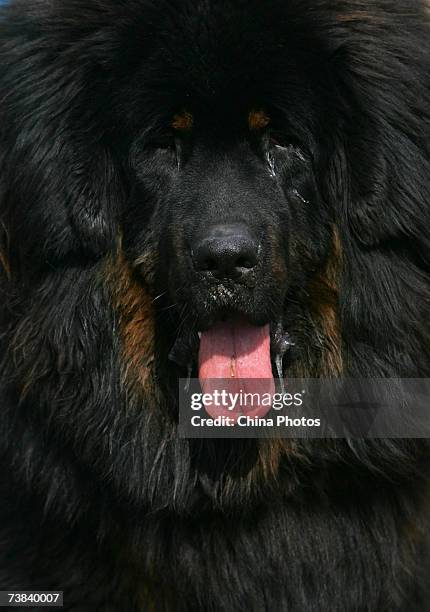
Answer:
(192, 223, 259, 280)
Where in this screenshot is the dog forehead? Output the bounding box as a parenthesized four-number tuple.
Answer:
(134, 2, 309, 104)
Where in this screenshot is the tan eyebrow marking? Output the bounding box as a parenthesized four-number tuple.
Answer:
(171, 111, 194, 131)
(248, 110, 271, 131)
(336, 10, 375, 23)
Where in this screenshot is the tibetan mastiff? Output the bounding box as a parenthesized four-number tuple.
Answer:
(0, 0, 430, 610)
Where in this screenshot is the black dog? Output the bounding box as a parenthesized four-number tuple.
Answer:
(0, 1, 429, 610)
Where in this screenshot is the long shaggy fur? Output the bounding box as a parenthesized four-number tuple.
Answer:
(0, 1, 430, 610)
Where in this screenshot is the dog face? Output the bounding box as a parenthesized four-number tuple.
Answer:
(125, 111, 329, 350)
(118, 7, 336, 388)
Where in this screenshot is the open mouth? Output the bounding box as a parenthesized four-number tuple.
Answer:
(169, 314, 294, 419)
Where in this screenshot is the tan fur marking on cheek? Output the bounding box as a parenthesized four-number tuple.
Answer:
(248, 110, 270, 131)
(0, 251, 11, 280)
(336, 10, 386, 24)
(267, 228, 287, 285)
(336, 11, 367, 22)
(172, 111, 193, 131)
(325, 226, 342, 291)
(106, 253, 155, 393)
(309, 226, 343, 376)
(0, 221, 11, 280)
(317, 301, 342, 375)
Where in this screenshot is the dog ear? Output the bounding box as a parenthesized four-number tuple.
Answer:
(337, 120, 430, 255)
(326, 12, 430, 257)
(0, 4, 123, 264)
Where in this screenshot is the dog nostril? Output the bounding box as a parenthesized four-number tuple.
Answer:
(192, 223, 259, 279)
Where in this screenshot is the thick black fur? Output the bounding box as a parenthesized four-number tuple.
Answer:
(1, 1, 430, 610)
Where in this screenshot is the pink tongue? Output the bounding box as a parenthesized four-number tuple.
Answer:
(198, 320, 275, 420)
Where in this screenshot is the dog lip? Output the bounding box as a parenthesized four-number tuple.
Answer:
(270, 322, 295, 385)
(270, 322, 295, 355)
(169, 310, 268, 370)
(197, 311, 267, 332)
